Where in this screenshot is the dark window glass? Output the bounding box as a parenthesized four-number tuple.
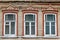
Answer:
(45, 22, 50, 34)
(11, 22, 15, 34)
(25, 26, 29, 35)
(31, 26, 35, 35)
(51, 22, 55, 34)
(5, 25, 9, 34)
(25, 22, 29, 35)
(46, 26, 50, 34)
(25, 14, 35, 21)
(45, 14, 55, 21)
(5, 14, 15, 20)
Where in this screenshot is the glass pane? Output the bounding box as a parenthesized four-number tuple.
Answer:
(51, 22, 55, 26)
(46, 14, 55, 21)
(25, 26, 29, 35)
(11, 22, 15, 34)
(31, 26, 35, 35)
(51, 26, 55, 34)
(46, 22, 49, 26)
(45, 15, 47, 21)
(5, 25, 9, 34)
(25, 22, 29, 26)
(25, 14, 35, 21)
(31, 22, 35, 26)
(33, 15, 35, 21)
(5, 14, 15, 20)
(51, 22, 55, 34)
(46, 26, 50, 34)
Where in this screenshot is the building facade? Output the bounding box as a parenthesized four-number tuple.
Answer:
(0, 0, 60, 40)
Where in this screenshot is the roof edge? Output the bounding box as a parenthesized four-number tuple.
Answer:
(0, 1, 60, 3)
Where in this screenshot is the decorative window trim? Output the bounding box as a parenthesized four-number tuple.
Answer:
(42, 7, 58, 36)
(22, 10, 38, 36)
(2, 10, 18, 37)
(24, 13, 36, 36)
(44, 13, 56, 36)
(4, 13, 17, 37)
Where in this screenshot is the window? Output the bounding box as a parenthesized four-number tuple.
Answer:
(4, 13, 17, 37)
(24, 13, 36, 36)
(44, 14, 56, 36)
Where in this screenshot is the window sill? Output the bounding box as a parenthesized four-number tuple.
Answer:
(2, 36, 18, 39)
(22, 36, 58, 39)
(0, 36, 59, 39)
(22, 36, 38, 38)
(43, 36, 58, 39)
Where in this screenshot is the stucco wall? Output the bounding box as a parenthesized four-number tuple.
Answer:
(0, 9, 3, 36)
(18, 9, 22, 36)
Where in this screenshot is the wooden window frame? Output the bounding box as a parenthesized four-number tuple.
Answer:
(4, 13, 16, 37)
(2, 10, 18, 37)
(24, 13, 36, 36)
(42, 10, 58, 36)
(44, 13, 56, 36)
(22, 10, 38, 36)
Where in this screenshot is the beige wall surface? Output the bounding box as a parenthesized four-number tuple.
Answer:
(0, 9, 3, 36)
(18, 10, 22, 36)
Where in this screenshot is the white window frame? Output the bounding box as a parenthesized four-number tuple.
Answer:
(4, 13, 17, 37)
(24, 13, 37, 37)
(44, 13, 57, 36)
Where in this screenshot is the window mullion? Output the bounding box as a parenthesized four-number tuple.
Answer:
(9, 21, 11, 35)
(50, 22, 51, 35)
(30, 22, 31, 36)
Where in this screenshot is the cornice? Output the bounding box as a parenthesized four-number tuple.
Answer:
(0, 1, 60, 3)
(1, 3, 19, 11)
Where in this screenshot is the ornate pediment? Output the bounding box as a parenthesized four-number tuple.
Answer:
(2, 3, 19, 10)
(42, 5, 58, 11)
(22, 5, 38, 11)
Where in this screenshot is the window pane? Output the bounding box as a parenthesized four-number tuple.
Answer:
(51, 22, 55, 26)
(51, 22, 55, 34)
(33, 15, 35, 21)
(31, 22, 35, 35)
(25, 26, 29, 35)
(46, 26, 50, 34)
(46, 22, 49, 26)
(51, 26, 55, 34)
(25, 14, 35, 21)
(45, 15, 47, 21)
(5, 14, 15, 20)
(5, 25, 9, 34)
(25, 22, 29, 26)
(46, 14, 55, 21)
(31, 26, 35, 35)
(31, 22, 35, 26)
(11, 22, 15, 34)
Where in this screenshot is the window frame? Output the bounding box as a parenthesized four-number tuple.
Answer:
(24, 13, 37, 36)
(44, 13, 57, 36)
(3, 13, 17, 37)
